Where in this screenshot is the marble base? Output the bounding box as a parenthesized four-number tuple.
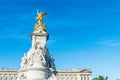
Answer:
(26, 68, 50, 80)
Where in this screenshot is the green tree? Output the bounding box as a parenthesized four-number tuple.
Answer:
(116, 78, 120, 80)
(93, 76, 108, 80)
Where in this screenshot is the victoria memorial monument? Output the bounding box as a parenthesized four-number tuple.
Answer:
(0, 10, 92, 80)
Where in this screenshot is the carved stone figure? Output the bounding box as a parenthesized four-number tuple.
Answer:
(21, 53, 27, 69)
(34, 43, 46, 67)
(17, 72, 26, 80)
(50, 56, 56, 71)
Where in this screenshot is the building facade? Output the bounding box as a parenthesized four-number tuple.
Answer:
(0, 68, 17, 80)
(0, 68, 92, 80)
(56, 69, 92, 80)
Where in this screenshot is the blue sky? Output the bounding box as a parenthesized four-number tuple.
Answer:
(0, 0, 120, 80)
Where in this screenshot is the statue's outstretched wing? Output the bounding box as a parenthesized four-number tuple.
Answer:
(43, 12, 48, 17)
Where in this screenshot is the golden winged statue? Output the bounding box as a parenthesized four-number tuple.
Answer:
(34, 10, 47, 32)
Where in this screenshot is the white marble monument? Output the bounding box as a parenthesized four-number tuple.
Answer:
(17, 10, 56, 80)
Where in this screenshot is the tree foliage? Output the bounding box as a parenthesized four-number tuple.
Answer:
(93, 76, 108, 80)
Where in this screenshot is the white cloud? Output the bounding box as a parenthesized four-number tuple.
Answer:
(47, 40, 56, 45)
(0, 27, 30, 40)
(0, 34, 30, 40)
(95, 40, 120, 47)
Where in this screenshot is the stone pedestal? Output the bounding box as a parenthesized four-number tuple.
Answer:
(26, 68, 49, 80)
(17, 28, 56, 80)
